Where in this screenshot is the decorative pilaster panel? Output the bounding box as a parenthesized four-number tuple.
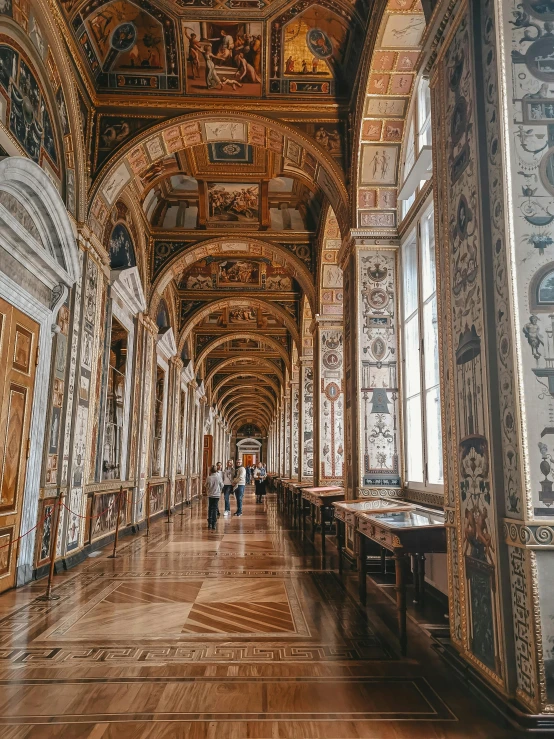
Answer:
(299, 360, 314, 480)
(431, 4, 506, 693)
(284, 395, 291, 478)
(138, 323, 156, 519)
(290, 381, 299, 478)
(65, 252, 103, 554)
(316, 323, 344, 485)
(357, 248, 400, 497)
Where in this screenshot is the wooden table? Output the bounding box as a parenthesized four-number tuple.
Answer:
(300, 486, 344, 555)
(356, 507, 446, 655)
(332, 498, 413, 574)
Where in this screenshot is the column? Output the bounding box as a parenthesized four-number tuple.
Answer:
(340, 240, 400, 501)
(423, 0, 547, 713)
(167, 356, 182, 508)
(298, 358, 314, 481)
(313, 316, 345, 486)
(289, 373, 300, 480)
(284, 392, 291, 478)
(184, 379, 197, 501)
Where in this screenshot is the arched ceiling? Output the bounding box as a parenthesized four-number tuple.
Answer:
(46, 0, 428, 438)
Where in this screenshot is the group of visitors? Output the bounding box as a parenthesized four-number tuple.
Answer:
(205, 459, 267, 529)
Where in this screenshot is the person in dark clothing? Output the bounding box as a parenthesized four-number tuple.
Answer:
(253, 462, 267, 503)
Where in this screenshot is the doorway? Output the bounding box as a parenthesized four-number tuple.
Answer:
(242, 454, 256, 468)
(0, 298, 39, 593)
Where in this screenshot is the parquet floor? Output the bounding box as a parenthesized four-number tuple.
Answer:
(0, 487, 520, 737)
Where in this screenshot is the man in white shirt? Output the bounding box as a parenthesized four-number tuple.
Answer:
(233, 460, 246, 516)
(222, 459, 234, 516)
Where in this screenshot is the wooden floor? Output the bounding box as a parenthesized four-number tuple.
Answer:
(0, 487, 521, 737)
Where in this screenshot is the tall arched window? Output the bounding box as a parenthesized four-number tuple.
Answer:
(399, 77, 443, 493)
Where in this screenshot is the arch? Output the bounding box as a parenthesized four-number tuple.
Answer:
(351, 2, 426, 230)
(205, 355, 284, 387)
(225, 396, 275, 415)
(220, 388, 276, 415)
(150, 236, 316, 322)
(180, 297, 301, 353)
(195, 332, 291, 372)
(229, 407, 272, 428)
(0, 157, 79, 288)
(213, 373, 280, 400)
(89, 112, 349, 235)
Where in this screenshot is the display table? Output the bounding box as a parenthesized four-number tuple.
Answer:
(332, 498, 413, 573)
(300, 486, 344, 555)
(356, 507, 446, 655)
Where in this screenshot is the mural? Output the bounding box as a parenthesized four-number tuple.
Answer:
(302, 363, 314, 476)
(433, 10, 503, 682)
(0, 43, 59, 167)
(179, 258, 294, 291)
(90, 491, 126, 541)
(184, 22, 262, 96)
(95, 115, 159, 171)
(358, 251, 399, 490)
(207, 183, 259, 223)
(109, 223, 136, 269)
(319, 329, 344, 480)
(271, 2, 353, 96)
(74, 0, 178, 92)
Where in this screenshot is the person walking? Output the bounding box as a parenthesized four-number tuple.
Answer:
(206, 465, 222, 530)
(233, 460, 246, 516)
(222, 459, 234, 516)
(254, 461, 267, 504)
(216, 462, 223, 518)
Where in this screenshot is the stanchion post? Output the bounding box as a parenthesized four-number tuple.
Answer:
(144, 481, 151, 537)
(108, 485, 124, 559)
(37, 486, 64, 601)
(166, 480, 173, 524)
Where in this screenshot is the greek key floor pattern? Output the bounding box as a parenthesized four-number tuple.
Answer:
(0, 487, 520, 737)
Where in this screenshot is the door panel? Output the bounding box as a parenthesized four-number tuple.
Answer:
(0, 298, 39, 593)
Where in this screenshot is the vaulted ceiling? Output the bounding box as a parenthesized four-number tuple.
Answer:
(50, 0, 425, 436)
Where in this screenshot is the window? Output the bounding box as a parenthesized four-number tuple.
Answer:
(102, 318, 127, 480)
(400, 78, 432, 221)
(401, 203, 443, 489)
(152, 366, 165, 477)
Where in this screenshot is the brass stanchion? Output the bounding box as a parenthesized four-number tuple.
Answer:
(166, 480, 173, 524)
(37, 487, 64, 601)
(108, 485, 124, 559)
(144, 481, 151, 537)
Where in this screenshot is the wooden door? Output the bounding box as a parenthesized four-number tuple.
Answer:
(0, 298, 39, 593)
(243, 454, 255, 468)
(202, 434, 213, 484)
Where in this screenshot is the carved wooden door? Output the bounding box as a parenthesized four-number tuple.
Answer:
(202, 434, 213, 484)
(0, 298, 39, 593)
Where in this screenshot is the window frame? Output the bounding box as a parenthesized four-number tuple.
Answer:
(400, 192, 443, 495)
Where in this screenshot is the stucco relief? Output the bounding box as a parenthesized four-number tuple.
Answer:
(302, 363, 314, 477)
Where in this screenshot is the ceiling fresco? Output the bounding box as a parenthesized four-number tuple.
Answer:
(35, 0, 427, 433)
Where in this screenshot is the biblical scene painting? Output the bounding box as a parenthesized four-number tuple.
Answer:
(86, 2, 166, 73)
(272, 4, 350, 95)
(179, 258, 294, 291)
(207, 183, 260, 223)
(184, 22, 262, 96)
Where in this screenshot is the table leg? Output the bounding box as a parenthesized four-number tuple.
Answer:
(321, 507, 326, 556)
(413, 554, 420, 604)
(301, 499, 306, 534)
(358, 533, 367, 606)
(394, 551, 407, 656)
(380, 547, 386, 574)
(418, 554, 426, 609)
(311, 503, 316, 541)
(337, 520, 343, 574)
